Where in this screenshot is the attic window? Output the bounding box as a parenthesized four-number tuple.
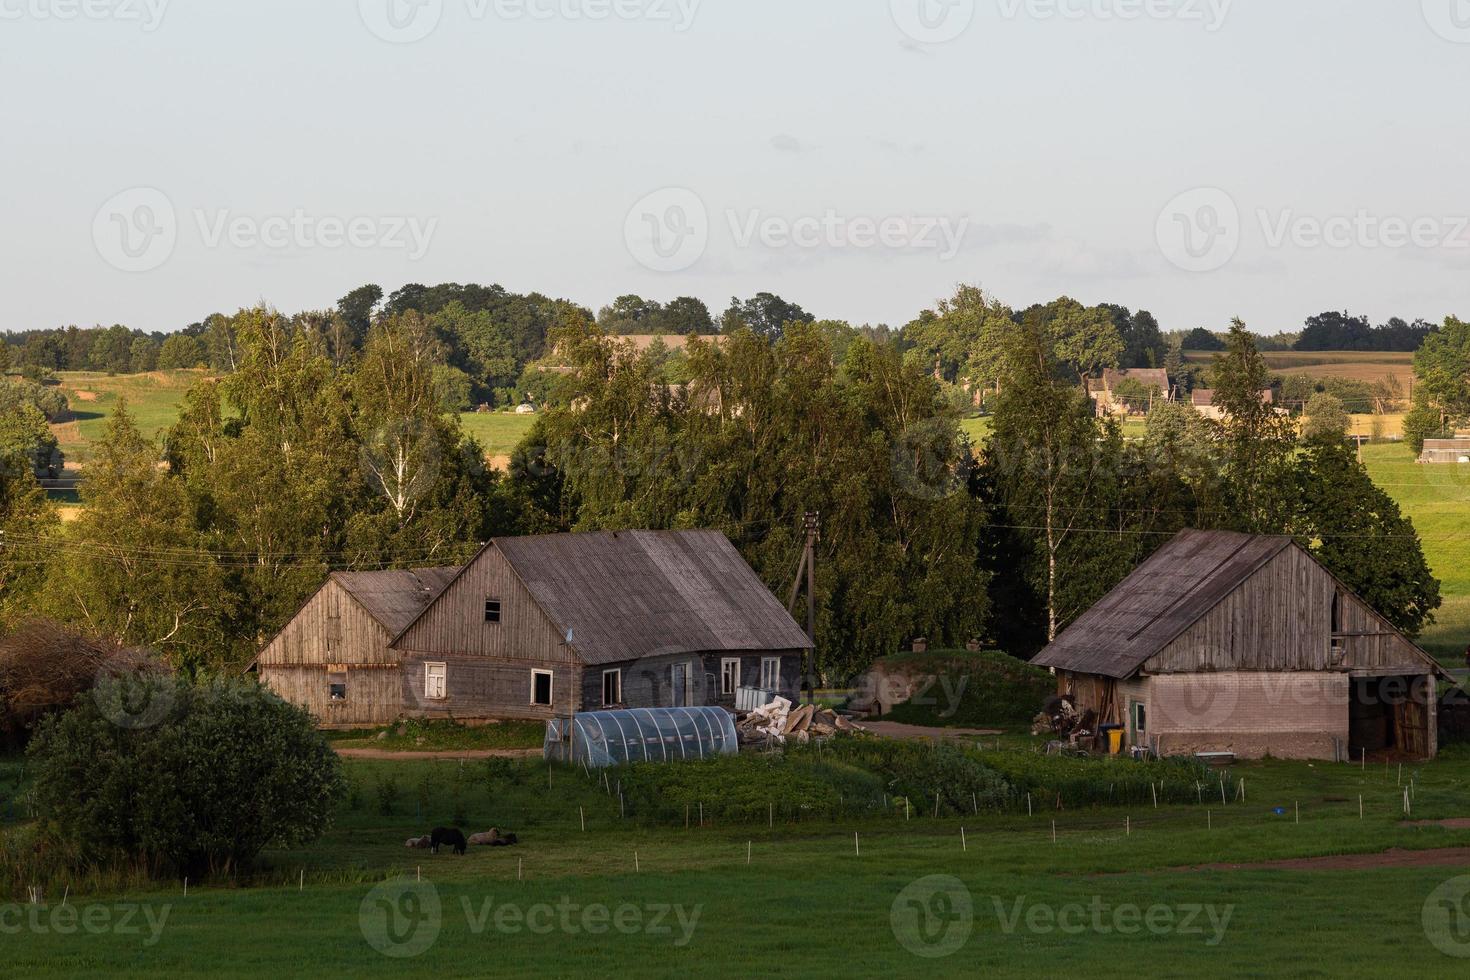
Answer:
(485, 599, 502, 624)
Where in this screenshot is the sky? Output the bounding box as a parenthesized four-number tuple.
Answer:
(2, 0, 1468, 337)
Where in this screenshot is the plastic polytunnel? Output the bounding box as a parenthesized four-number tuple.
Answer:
(544, 707, 739, 768)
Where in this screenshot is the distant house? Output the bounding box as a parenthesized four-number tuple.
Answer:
(1033, 530, 1444, 762)
(255, 531, 811, 728)
(1088, 368, 1171, 417)
(1418, 437, 1470, 464)
(1190, 388, 1275, 422)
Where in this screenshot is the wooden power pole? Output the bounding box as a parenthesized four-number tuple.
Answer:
(787, 512, 820, 704)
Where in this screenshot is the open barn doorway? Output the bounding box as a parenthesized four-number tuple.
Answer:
(1350, 675, 1434, 761)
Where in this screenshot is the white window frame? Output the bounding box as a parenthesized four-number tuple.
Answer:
(532, 669, 555, 707)
(721, 658, 741, 697)
(602, 669, 622, 707)
(760, 657, 780, 692)
(425, 663, 448, 701)
(1131, 700, 1147, 738)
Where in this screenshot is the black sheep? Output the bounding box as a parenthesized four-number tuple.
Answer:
(430, 827, 467, 855)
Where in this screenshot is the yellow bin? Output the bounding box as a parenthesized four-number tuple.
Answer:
(1107, 730, 1124, 755)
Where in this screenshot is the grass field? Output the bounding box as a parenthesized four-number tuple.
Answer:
(49, 370, 207, 467)
(1185, 349, 1417, 391)
(457, 412, 537, 461)
(4, 746, 1470, 976)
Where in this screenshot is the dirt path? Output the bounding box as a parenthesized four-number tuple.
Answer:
(335, 747, 541, 761)
(1159, 847, 1470, 873)
(861, 721, 1005, 741)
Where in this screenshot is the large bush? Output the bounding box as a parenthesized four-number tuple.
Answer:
(881, 650, 1056, 728)
(27, 676, 345, 878)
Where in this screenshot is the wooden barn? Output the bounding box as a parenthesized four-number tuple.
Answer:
(1033, 529, 1445, 761)
(256, 530, 812, 728)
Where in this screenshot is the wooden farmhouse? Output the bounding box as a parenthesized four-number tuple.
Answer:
(254, 530, 812, 728)
(1034, 530, 1445, 761)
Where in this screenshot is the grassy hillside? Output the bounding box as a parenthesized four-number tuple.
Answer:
(49, 370, 207, 467)
(1185, 349, 1415, 390)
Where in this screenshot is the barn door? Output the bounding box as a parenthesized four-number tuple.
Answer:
(671, 664, 688, 707)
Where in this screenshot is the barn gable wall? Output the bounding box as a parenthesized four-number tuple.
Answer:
(394, 544, 577, 666)
(1148, 547, 1334, 673)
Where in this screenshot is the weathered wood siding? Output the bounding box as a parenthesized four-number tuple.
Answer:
(399, 654, 581, 722)
(579, 652, 803, 711)
(259, 664, 402, 728)
(396, 545, 573, 664)
(257, 580, 397, 667)
(1334, 591, 1428, 672)
(257, 580, 403, 726)
(1148, 547, 1333, 673)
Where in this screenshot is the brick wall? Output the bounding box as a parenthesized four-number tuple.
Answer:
(1145, 672, 1349, 761)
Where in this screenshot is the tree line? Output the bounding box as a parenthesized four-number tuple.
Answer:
(0, 284, 1451, 681)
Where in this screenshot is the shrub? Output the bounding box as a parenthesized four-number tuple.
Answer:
(806, 738, 1011, 816)
(376, 774, 400, 816)
(975, 749, 1215, 809)
(27, 676, 345, 879)
(880, 650, 1055, 728)
(617, 752, 886, 825)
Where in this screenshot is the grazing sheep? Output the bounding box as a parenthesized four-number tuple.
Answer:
(430, 827, 467, 855)
(405, 836, 432, 849)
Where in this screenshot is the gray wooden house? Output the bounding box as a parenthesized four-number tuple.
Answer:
(256, 530, 811, 727)
(1033, 530, 1445, 761)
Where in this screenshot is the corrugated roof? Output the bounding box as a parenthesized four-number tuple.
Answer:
(493, 530, 813, 666)
(334, 567, 462, 635)
(1032, 530, 1294, 679)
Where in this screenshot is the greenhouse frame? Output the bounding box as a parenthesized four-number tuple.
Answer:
(544, 707, 739, 768)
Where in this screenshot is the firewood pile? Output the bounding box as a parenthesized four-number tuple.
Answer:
(1031, 694, 1098, 746)
(735, 697, 864, 745)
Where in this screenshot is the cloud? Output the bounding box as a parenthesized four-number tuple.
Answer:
(770, 134, 814, 153)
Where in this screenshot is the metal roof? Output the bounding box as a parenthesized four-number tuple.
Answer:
(333, 567, 462, 635)
(1032, 530, 1294, 679)
(492, 530, 813, 666)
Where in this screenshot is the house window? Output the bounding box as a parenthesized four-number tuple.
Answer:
(1131, 701, 1147, 739)
(485, 599, 502, 624)
(602, 669, 622, 707)
(425, 663, 447, 701)
(760, 657, 780, 691)
(721, 658, 741, 696)
(329, 672, 347, 702)
(532, 669, 554, 707)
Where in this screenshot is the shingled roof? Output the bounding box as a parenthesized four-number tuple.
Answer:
(490, 530, 813, 666)
(1032, 530, 1294, 679)
(334, 568, 462, 635)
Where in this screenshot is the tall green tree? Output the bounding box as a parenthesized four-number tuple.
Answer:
(1210, 320, 1296, 531)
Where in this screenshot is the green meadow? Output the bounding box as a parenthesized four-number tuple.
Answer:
(3, 748, 1470, 977)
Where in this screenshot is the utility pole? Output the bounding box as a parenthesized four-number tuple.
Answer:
(787, 512, 820, 705)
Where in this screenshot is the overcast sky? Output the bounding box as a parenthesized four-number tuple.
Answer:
(3, 0, 1468, 336)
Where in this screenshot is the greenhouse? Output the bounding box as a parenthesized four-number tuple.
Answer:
(544, 707, 739, 768)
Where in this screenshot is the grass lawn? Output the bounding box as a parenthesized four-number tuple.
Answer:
(1360, 443, 1470, 664)
(4, 747, 1470, 976)
(49, 370, 208, 468)
(457, 412, 537, 461)
(328, 719, 545, 753)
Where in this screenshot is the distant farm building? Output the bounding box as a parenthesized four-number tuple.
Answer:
(1034, 530, 1444, 762)
(1418, 438, 1470, 464)
(255, 531, 810, 728)
(1088, 368, 1171, 417)
(1190, 388, 1276, 422)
